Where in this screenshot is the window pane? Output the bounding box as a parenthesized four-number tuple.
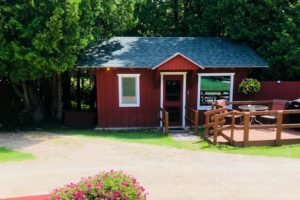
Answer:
(166, 80, 181, 101)
(122, 77, 137, 104)
(200, 76, 231, 106)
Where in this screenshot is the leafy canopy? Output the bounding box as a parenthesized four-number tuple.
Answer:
(129, 0, 300, 80)
(0, 0, 135, 82)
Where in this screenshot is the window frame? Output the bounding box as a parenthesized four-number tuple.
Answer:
(117, 74, 140, 107)
(197, 73, 235, 110)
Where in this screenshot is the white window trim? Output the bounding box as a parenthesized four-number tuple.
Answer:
(197, 73, 235, 110)
(117, 74, 140, 107)
(160, 72, 187, 127)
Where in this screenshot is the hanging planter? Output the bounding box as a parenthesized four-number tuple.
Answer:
(238, 78, 261, 95)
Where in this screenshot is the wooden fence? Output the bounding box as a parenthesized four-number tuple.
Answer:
(159, 107, 169, 135)
(236, 81, 300, 101)
(185, 106, 199, 134)
(205, 107, 300, 147)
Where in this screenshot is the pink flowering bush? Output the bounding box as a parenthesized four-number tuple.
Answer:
(49, 170, 147, 200)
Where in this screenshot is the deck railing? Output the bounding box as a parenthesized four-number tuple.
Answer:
(204, 108, 227, 141)
(160, 107, 169, 135)
(185, 106, 199, 134)
(211, 100, 273, 110)
(205, 108, 300, 146)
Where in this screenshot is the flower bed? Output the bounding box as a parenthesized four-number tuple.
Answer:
(50, 171, 147, 200)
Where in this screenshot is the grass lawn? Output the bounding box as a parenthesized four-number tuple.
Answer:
(201, 78, 230, 91)
(0, 147, 35, 162)
(50, 127, 300, 159)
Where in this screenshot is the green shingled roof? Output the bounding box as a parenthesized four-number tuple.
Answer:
(77, 37, 268, 68)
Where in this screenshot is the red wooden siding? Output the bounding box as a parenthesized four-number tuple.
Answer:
(96, 67, 249, 127)
(156, 54, 200, 71)
(96, 68, 160, 128)
(236, 81, 300, 101)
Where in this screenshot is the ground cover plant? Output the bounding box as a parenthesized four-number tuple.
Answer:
(50, 170, 147, 200)
(0, 147, 35, 162)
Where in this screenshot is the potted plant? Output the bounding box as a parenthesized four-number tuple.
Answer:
(238, 78, 261, 95)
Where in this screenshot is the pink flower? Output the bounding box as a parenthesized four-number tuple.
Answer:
(113, 191, 120, 197)
(121, 182, 128, 187)
(67, 182, 77, 188)
(121, 196, 126, 200)
(74, 190, 83, 199)
(133, 178, 137, 184)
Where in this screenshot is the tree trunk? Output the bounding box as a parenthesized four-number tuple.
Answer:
(50, 74, 63, 121)
(173, 0, 179, 33)
(62, 72, 71, 110)
(182, 0, 190, 34)
(76, 70, 81, 110)
(21, 81, 45, 122)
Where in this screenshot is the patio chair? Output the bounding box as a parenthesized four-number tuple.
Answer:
(260, 99, 289, 123)
(215, 99, 242, 124)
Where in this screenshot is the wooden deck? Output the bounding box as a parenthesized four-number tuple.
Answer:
(204, 101, 300, 147)
(220, 128, 300, 147)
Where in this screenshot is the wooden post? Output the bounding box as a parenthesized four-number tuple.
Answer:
(204, 114, 210, 138)
(276, 111, 283, 145)
(165, 111, 169, 135)
(243, 112, 250, 147)
(230, 111, 236, 145)
(194, 110, 199, 134)
(213, 114, 219, 144)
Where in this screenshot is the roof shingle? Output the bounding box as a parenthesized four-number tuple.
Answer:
(77, 37, 268, 68)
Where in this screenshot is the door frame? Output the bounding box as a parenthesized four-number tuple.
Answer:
(160, 72, 187, 128)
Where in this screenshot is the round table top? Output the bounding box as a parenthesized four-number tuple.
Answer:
(238, 105, 268, 111)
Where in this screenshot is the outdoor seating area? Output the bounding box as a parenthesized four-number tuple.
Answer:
(205, 100, 300, 147)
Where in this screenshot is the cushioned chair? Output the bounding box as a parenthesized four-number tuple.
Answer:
(260, 99, 289, 122)
(215, 99, 242, 124)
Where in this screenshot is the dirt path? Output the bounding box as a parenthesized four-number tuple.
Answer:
(0, 132, 300, 200)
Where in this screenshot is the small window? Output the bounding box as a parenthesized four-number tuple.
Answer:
(118, 74, 140, 107)
(197, 73, 234, 110)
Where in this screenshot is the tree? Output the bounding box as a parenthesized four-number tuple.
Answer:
(0, 0, 135, 122)
(129, 0, 300, 80)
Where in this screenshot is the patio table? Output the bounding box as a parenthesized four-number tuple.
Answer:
(238, 105, 268, 124)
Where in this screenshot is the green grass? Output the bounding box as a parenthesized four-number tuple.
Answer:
(0, 147, 35, 162)
(49, 127, 300, 159)
(201, 78, 230, 90)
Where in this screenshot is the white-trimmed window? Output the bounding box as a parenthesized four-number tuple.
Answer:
(197, 73, 235, 110)
(118, 74, 140, 107)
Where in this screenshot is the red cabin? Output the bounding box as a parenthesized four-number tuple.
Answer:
(77, 37, 268, 129)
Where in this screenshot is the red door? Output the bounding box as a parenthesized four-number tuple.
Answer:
(163, 75, 183, 126)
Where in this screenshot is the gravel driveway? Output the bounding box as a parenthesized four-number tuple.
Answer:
(0, 132, 300, 200)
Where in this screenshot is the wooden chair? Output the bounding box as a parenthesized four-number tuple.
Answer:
(214, 99, 242, 124)
(260, 99, 289, 122)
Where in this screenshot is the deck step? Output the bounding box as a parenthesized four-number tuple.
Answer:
(169, 127, 190, 134)
(207, 135, 230, 145)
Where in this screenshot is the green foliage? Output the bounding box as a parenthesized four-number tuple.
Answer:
(0, 0, 135, 82)
(129, 0, 300, 80)
(238, 78, 261, 95)
(50, 171, 147, 200)
(201, 77, 230, 91)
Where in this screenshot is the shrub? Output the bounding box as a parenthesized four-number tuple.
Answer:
(238, 78, 261, 95)
(49, 170, 147, 200)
